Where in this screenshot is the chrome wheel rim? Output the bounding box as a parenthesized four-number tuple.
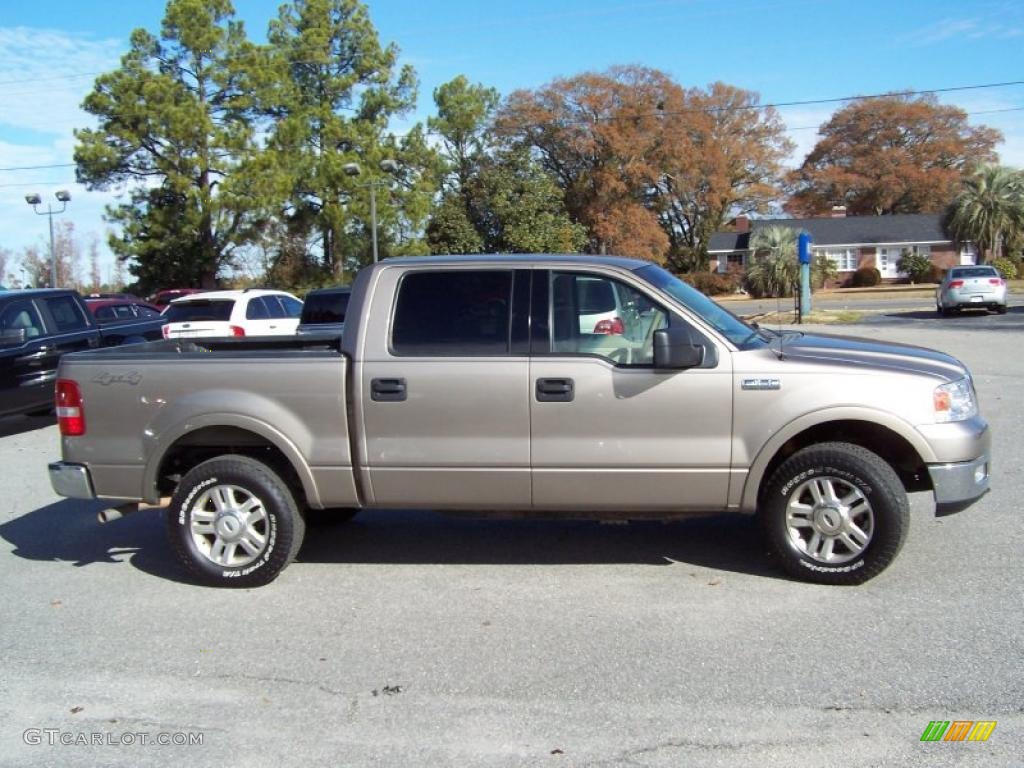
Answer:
(189, 484, 269, 568)
(785, 476, 874, 564)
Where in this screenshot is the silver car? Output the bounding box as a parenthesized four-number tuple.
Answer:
(936, 265, 1007, 315)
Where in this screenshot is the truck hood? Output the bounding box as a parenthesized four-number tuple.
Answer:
(771, 331, 968, 380)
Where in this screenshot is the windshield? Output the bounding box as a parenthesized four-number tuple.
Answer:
(635, 264, 765, 348)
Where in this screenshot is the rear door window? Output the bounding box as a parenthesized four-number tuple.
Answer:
(245, 298, 271, 320)
(44, 295, 90, 332)
(392, 271, 513, 356)
(164, 300, 235, 322)
(279, 295, 303, 318)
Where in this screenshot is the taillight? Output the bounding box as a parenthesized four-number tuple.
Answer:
(948, 280, 964, 289)
(593, 317, 625, 335)
(161, 325, 170, 339)
(56, 379, 85, 436)
(229, 325, 246, 337)
(990, 278, 1004, 286)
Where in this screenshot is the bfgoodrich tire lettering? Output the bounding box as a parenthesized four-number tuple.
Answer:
(760, 442, 909, 585)
(167, 455, 305, 587)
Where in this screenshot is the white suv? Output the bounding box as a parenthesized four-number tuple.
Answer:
(162, 289, 303, 339)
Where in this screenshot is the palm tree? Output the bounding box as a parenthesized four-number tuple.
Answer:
(946, 165, 1024, 263)
(745, 225, 800, 297)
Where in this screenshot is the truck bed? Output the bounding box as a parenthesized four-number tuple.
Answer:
(57, 334, 356, 508)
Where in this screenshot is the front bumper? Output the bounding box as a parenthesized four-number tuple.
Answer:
(928, 453, 990, 515)
(49, 462, 96, 500)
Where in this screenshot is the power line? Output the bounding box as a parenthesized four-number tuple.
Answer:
(2, 87, 1020, 172)
(0, 163, 76, 172)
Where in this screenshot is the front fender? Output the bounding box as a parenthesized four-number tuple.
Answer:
(738, 406, 936, 513)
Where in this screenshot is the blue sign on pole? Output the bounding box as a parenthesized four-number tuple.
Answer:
(798, 232, 812, 265)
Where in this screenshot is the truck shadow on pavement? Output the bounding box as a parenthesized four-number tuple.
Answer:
(1, 503, 785, 582)
(297, 510, 782, 577)
(0, 498, 187, 583)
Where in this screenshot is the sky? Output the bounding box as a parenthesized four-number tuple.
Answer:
(1, 0, 1023, 284)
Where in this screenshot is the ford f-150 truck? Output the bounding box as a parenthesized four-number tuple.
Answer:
(48, 255, 991, 587)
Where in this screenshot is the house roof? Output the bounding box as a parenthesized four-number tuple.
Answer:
(708, 213, 951, 252)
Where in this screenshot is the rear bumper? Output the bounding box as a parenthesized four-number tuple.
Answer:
(928, 453, 990, 515)
(48, 462, 96, 499)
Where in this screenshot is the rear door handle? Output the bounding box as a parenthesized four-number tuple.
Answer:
(371, 378, 407, 402)
(536, 377, 574, 402)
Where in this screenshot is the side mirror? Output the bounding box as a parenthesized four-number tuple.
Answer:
(0, 328, 27, 347)
(653, 326, 705, 369)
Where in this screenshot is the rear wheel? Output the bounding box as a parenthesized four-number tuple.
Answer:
(167, 455, 305, 587)
(995, 305, 1008, 315)
(760, 442, 908, 585)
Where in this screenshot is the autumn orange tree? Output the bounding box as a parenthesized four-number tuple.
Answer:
(651, 82, 792, 271)
(495, 67, 791, 268)
(786, 94, 1001, 216)
(496, 66, 672, 261)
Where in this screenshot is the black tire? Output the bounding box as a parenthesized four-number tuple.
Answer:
(995, 305, 1008, 315)
(167, 455, 305, 587)
(759, 442, 908, 585)
(303, 507, 360, 526)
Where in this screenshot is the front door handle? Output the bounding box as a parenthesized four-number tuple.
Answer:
(371, 377, 407, 402)
(536, 377, 574, 402)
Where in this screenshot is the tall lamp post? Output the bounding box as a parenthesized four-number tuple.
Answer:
(343, 159, 398, 263)
(25, 190, 71, 288)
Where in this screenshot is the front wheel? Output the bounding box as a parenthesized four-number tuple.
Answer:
(167, 455, 306, 587)
(759, 442, 909, 585)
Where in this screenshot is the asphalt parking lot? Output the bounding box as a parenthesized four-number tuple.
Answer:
(1, 317, 1021, 767)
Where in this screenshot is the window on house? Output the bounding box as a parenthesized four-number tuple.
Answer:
(823, 248, 858, 271)
(716, 253, 745, 274)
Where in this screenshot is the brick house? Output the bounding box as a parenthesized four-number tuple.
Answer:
(707, 209, 979, 286)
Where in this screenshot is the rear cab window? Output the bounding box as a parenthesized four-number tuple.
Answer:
(302, 292, 350, 324)
(164, 300, 235, 323)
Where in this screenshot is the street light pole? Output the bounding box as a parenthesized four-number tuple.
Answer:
(343, 159, 398, 264)
(25, 190, 71, 288)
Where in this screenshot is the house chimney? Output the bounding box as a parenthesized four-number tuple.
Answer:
(733, 215, 750, 232)
(830, 205, 847, 218)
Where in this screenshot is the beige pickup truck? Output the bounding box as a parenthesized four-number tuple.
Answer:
(48, 255, 990, 587)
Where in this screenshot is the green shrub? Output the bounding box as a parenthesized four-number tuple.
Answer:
(811, 253, 839, 289)
(850, 266, 882, 287)
(897, 250, 933, 284)
(680, 271, 736, 296)
(744, 253, 799, 298)
(991, 256, 1019, 280)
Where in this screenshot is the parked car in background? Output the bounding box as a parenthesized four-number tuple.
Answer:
(0, 289, 165, 419)
(86, 292, 140, 301)
(161, 289, 303, 339)
(85, 298, 163, 322)
(297, 286, 351, 335)
(936, 266, 1007, 316)
(147, 288, 207, 309)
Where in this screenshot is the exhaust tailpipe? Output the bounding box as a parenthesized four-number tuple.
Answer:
(97, 503, 139, 524)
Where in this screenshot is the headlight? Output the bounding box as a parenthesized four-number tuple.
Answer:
(933, 378, 977, 423)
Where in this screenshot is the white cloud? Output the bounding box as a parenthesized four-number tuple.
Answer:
(0, 27, 125, 277)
